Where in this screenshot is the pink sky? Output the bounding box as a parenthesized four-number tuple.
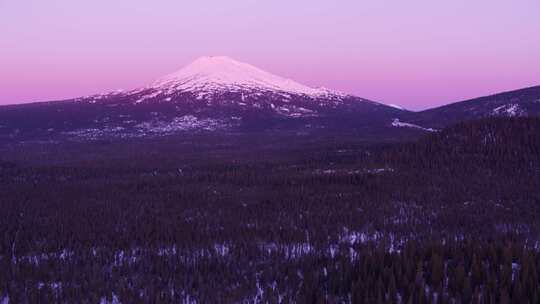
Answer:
(1, 0, 539, 110)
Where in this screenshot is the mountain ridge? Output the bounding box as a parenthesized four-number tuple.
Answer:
(413, 85, 540, 128)
(0, 57, 538, 142)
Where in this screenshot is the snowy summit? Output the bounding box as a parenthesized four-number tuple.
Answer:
(151, 56, 339, 97)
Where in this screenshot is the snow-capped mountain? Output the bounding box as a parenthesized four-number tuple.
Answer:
(1, 57, 539, 142)
(150, 56, 338, 98)
(112, 56, 350, 108)
(0, 56, 410, 141)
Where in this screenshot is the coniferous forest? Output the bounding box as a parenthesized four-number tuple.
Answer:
(1, 117, 540, 303)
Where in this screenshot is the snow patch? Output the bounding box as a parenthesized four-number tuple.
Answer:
(492, 103, 525, 117)
(275, 105, 318, 118)
(100, 293, 120, 304)
(391, 119, 437, 132)
(135, 115, 230, 133)
(135, 90, 163, 103)
(388, 104, 406, 110)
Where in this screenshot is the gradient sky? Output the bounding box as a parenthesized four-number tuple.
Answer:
(1, 0, 539, 110)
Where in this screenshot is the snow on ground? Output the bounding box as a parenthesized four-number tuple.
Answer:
(492, 103, 525, 117)
(314, 167, 394, 175)
(135, 115, 230, 133)
(366, 167, 394, 174)
(135, 90, 163, 103)
(100, 293, 120, 304)
(391, 119, 437, 132)
(258, 242, 314, 259)
(76, 90, 125, 103)
(388, 104, 406, 110)
(275, 105, 318, 118)
(63, 127, 128, 140)
(63, 116, 234, 140)
(0, 295, 8, 304)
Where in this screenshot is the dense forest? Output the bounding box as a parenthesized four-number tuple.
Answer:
(1, 117, 539, 303)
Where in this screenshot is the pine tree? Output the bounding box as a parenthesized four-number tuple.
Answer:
(430, 252, 444, 289)
(462, 277, 472, 304)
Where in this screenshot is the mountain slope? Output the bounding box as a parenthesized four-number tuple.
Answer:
(412, 85, 540, 128)
(0, 56, 411, 142)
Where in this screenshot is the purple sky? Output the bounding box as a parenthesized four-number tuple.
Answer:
(1, 0, 539, 110)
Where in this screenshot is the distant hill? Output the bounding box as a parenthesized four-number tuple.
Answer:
(412, 86, 540, 128)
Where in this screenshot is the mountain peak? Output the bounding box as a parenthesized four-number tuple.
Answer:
(151, 56, 341, 97)
(189, 55, 243, 65)
(178, 56, 249, 73)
